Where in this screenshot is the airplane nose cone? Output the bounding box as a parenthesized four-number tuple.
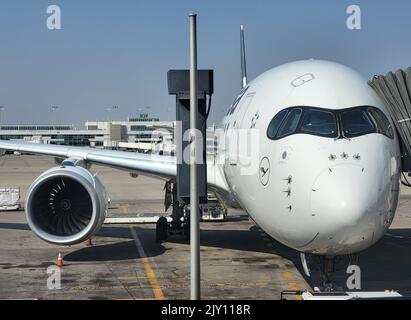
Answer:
(310, 164, 381, 243)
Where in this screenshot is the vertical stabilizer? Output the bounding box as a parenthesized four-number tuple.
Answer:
(240, 25, 248, 88)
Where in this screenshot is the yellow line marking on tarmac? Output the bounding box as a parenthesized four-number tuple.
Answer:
(277, 261, 304, 295)
(130, 227, 165, 300)
(118, 275, 189, 281)
(282, 271, 293, 279)
(288, 282, 299, 290)
(261, 232, 299, 292)
(259, 229, 307, 299)
(120, 204, 129, 214)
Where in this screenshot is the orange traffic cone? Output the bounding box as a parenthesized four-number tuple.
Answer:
(85, 238, 92, 246)
(56, 252, 63, 268)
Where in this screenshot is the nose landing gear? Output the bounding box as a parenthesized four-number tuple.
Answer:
(322, 256, 337, 291)
(300, 253, 337, 290)
(300, 253, 360, 292)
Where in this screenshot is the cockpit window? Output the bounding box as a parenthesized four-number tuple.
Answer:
(340, 109, 375, 137)
(277, 108, 302, 138)
(267, 109, 288, 139)
(267, 106, 394, 140)
(300, 109, 337, 137)
(367, 107, 394, 139)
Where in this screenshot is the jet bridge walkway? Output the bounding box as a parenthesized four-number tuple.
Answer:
(369, 67, 411, 179)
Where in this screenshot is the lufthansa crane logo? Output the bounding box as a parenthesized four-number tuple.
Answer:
(259, 157, 270, 186)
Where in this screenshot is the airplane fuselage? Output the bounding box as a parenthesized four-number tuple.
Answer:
(216, 60, 401, 255)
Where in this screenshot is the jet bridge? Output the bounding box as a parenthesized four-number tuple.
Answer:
(369, 67, 411, 177)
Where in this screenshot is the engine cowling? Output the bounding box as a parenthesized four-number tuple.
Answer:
(25, 164, 108, 245)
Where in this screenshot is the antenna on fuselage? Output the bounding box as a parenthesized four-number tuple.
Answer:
(240, 25, 248, 88)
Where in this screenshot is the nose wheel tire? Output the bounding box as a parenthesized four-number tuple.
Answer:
(155, 217, 168, 243)
(183, 217, 190, 242)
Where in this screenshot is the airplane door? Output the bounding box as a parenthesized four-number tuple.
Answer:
(228, 93, 255, 166)
(239, 93, 258, 129)
(235, 93, 255, 129)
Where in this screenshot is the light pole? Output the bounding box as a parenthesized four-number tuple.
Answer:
(189, 12, 200, 301)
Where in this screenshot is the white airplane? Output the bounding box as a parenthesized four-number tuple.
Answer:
(218, 59, 400, 257)
(0, 38, 401, 284)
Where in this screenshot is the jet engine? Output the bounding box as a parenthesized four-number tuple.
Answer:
(25, 162, 108, 245)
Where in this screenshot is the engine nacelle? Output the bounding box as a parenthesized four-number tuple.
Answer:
(26, 164, 108, 246)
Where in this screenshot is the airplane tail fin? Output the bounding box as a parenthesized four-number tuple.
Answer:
(240, 25, 248, 88)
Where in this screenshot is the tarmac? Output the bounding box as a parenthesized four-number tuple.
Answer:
(0, 155, 410, 300)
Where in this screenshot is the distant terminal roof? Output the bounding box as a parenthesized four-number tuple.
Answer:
(0, 125, 75, 131)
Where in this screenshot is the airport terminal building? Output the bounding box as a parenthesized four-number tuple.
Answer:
(0, 114, 175, 153)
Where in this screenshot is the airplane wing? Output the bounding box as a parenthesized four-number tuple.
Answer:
(0, 140, 176, 180)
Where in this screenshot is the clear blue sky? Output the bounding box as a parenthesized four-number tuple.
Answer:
(0, 0, 410, 126)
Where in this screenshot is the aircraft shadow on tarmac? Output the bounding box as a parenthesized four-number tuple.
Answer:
(156, 225, 411, 294)
(0, 222, 30, 231)
(2, 220, 410, 294)
(66, 225, 292, 263)
(65, 226, 167, 262)
(64, 239, 167, 262)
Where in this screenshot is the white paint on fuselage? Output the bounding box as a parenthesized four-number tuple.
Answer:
(210, 59, 401, 256)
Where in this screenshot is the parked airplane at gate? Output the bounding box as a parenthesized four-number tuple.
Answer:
(218, 59, 400, 257)
(0, 52, 401, 281)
